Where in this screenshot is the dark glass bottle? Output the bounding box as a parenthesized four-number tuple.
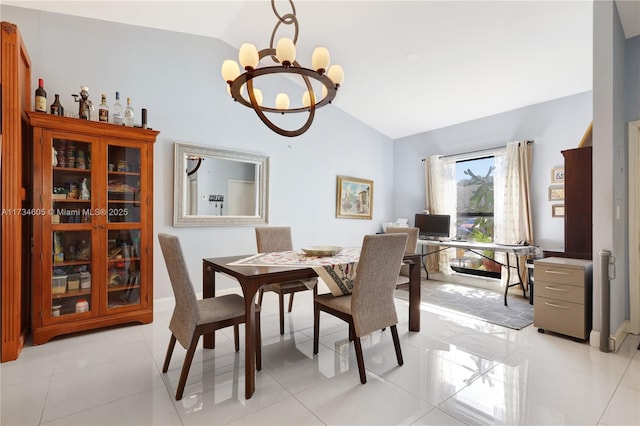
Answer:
(50, 94, 64, 116)
(35, 78, 47, 112)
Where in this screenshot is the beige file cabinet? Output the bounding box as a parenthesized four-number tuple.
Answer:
(533, 257, 593, 340)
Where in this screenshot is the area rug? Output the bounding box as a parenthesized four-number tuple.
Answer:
(395, 280, 534, 330)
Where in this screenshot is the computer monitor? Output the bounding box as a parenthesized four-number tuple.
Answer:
(415, 214, 451, 239)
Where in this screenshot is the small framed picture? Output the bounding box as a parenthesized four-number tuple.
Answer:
(551, 167, 565, 183)
(336, 175, 373, 220)
(552, 204, 565, 217)
(548, 185, 565, 201)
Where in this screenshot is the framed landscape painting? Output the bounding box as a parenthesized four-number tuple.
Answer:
(336, 175, 373, 220)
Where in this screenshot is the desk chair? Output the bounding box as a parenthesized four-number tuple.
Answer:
(313, 233, 408, 384)
(158, 233, 261, 400)
(385, 226, 419, 286)
(255, 227, 317, 335)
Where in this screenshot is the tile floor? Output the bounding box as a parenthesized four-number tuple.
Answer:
(1, 282, 639, 426)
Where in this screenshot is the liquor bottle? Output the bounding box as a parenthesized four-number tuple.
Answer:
(98, 94, 109, 122)
(35, 78, 47, 112)
(111, 91, 123, 125)
(50, 94, 64, 116)
(124, 97, 134, 127)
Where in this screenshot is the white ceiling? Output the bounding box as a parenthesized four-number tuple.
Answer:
(5, 1, 640, 139)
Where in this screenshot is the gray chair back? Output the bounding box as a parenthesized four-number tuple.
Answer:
(158, 233, 199, 348)
(256, 227, 293, 252)
(385, 226, 419, 254)
(351, 233, 408, 336)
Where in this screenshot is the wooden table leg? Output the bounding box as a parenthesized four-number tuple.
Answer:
(241, 282, 258, 399)
(203, 263, 216, 348)
(408, 257, 421, 332)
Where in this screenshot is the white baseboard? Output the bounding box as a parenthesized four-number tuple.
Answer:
(589, 320, 630, 351)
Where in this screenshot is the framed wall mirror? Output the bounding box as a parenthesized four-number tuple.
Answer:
(173, 142, 269, 227)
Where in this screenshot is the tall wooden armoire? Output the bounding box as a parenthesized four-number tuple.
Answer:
(1, 21, 32, 362)
(562, 145, 593, 259)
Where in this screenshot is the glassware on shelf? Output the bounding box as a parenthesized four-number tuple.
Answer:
(111, 91, 123, 125)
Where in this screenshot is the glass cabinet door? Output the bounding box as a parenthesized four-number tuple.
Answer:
(52, 137, 94, 224)
(107, 229, 142, 309)
(107, 145, 141, 223)
(49, 136, 96, 319)
(51, 230, 93, 317)
(106, 143, 145, 311)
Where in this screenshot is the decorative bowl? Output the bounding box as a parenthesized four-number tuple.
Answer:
(301, 246, 342, 256)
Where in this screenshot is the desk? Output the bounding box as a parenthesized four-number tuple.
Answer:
(418, 240, 536, 306)
(202, 252, 421, 399)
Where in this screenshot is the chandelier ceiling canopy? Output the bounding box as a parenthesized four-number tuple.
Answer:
(221, 0, 344, 138)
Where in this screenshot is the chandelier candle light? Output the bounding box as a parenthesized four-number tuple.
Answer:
(221, 0, 344, 137)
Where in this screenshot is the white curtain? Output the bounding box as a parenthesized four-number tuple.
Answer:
(425, 155, 457, 274)
(494, 141, 534, 288)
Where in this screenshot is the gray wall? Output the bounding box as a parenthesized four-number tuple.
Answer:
(3, 6, 396, 297)
(627, 35, 640, 122)
(392, 92, 593, 250)
(592, 0, 628, 339)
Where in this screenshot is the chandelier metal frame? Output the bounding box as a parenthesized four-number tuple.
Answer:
(222, 0, 342, 138)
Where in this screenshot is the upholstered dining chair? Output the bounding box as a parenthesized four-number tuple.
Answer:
(158, 233, 261, 400)
(313, 233, 408, 384)
(385, 226, 419, 286)
(255, 226, 317, 335)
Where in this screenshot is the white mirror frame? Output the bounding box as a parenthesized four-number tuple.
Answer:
(173, 142, 269, 227)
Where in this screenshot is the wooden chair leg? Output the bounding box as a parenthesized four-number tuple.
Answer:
(287, 292, 295, 312)
(313, 301, 320, 354)
(255, 311, 262, 371)
(233, 324, 240, 352)
(278, 291, 285, 335)
(353, 335, 367, 384)
(390, 325, 403, 366)
(162, 334, 177, 373)
(258, 288, 264, 306)
(175, 334, 200, 401)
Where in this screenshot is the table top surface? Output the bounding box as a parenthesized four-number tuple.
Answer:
(418, 239, 536, 254)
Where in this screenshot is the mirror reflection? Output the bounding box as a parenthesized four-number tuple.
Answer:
(173, 142, 269, 227)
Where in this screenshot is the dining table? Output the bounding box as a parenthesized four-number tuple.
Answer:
(202, 252, 422, 399)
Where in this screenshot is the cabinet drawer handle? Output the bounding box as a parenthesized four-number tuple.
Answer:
(544, 270, 570, 275)
(544, 302, 571, 309)
(544, 286, 571, 292)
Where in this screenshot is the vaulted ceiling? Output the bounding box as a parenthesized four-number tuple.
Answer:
(5, 1, 640, 139)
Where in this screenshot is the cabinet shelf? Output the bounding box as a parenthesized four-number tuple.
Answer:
(52, 199, 91, 203)
(53, 166, 91, 173)
(108, 200, 139, 204)
(52, 288, 91, 299)
(53, 259, 91, 267)
(109, 171, 140, 177)
(107, 284, 141, 293)
(107, 256, 140, 263)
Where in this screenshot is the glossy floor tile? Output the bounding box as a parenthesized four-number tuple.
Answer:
(1, 281, 639, 425)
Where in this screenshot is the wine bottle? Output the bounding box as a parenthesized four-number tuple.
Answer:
(111, 91, 123, 125)
(124, 97, 134, 127)
(50, 94, 63, 116)
(35, 78, 47, 112)
(98, 94, 109, 122)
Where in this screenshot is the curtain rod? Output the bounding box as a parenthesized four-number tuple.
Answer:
(420, 140, 533, 162)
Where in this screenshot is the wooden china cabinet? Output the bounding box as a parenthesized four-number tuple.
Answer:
(27, 111, 159, 344)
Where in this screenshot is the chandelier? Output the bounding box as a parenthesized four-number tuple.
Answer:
(221, 0, 344, 137)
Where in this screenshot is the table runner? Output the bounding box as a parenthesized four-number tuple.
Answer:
(228, 248, 360, 296)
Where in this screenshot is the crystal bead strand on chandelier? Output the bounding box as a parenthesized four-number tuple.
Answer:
(220, 0, 344, 138)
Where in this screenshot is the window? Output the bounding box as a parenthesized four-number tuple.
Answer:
(450, 156, 500, 277)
